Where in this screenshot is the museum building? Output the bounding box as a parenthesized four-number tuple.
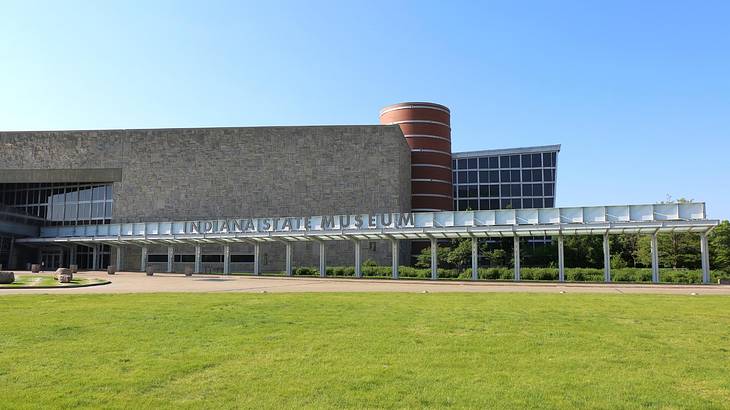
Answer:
(0, 102, 719, 281)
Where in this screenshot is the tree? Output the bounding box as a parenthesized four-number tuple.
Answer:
(415, 243, 452, 268)
(636, 232, 701, 269)
(483, 248, 509, 267)
(710, 220, 730, 272)
(563, 235, 604, 268)
(446, 239, 472, 271)
(480, 238, 513, 267)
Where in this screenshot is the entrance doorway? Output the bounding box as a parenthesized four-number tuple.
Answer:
(40, 251, 63, 271)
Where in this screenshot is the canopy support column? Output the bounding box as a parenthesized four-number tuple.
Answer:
(558, 235, 565, 282)
(115, 246, 122, 271)
(285, 242, 292, 276)
(167, 246, 174, 273)
(117, 246, 122, 272)
(651, 233, 659, 283)
(253, 243, 260, 276)
(194, 245, 202, 273)
(353, 240, 361, 278)
(319, 241, 326, 277)
(471, 237, 478, 280)
(430, 237, 438, 280)
(69, 244, 77, 266)
(141, 246, 148, 272)
(223, 245, 230, 275)
(603, 233, 611, 282)
(701, 233, 710, 284)
(92, 245, 99, 270)
(391, 239, 399, 279)
(513, 236, 520, 281)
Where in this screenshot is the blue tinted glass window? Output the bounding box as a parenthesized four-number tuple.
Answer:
(500, 156, 510, 168)
(532, 169, 542, 182)
(531, 153, 542, 167)
(544, 183, 554, 196)
(468, 171, 478, 183)
(489, 157, 499, 169)
(467, 158, 477, 169)
(533, 183, 543, 196)
(458, 159, 468, 169)
(542, 169, 551, 181)
(500, 170, 510, 182)
(489, 170, 499, 183)
(490, 185, 499, 197)
(522, 184, 533, 196)
(478, 157, 489, 168)
(522, 170, 532, 182)
(521, 154, 532, 168)
(543, 152, 553, 167)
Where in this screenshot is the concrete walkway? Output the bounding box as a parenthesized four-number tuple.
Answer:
(1, 271, 729, 295)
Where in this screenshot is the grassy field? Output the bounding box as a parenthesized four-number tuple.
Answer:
(0, 274, 108, 288)
(1, 293, 729, 409)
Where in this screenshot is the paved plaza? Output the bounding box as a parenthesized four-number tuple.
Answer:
(1, 271, 729, 295)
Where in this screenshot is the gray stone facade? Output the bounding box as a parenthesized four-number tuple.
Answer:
(0, 125, 411, 270)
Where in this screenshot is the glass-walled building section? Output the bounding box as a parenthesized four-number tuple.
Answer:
(0, 183, 113, 226)
(452, 145, 559, 211)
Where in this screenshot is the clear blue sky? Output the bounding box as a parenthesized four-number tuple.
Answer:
(1, 1, 728, 219)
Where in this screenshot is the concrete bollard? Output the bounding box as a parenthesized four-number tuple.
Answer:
(31, 264, 40, 273)
(107, 265, 116, 275)
(54, 268, 72, 281)
(146, 267, 154, 276)
(70, 264, 78, 274)
(184, 266, 193, 277)
(0, 271, 14, 284)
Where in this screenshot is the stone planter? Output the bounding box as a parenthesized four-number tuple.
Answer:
(107, 265, 116, 275)
(70, 264, 78, 274)
(184, 266, 193, 277)
(58, 273, 72, 283)
(0, 271, 14, 284)
(146, 267, 154, 276)
(31, 264, 40, 273)
(54, 268, 72, 281)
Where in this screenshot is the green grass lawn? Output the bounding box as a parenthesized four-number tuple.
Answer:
(1, 293, 729, 409)
(0, 274, 107, 288)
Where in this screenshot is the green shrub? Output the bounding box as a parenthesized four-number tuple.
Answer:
(293, 266, 318, 276)
(362, 258, 377, 267)
(298, 264, 718, 284)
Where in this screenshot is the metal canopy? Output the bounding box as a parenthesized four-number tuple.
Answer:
(15, 203, 719, 246)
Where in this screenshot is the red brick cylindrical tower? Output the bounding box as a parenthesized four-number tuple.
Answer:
(379, 102, 453, 211)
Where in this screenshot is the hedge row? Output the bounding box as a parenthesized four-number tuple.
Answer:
(290, 266, 730, 283)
